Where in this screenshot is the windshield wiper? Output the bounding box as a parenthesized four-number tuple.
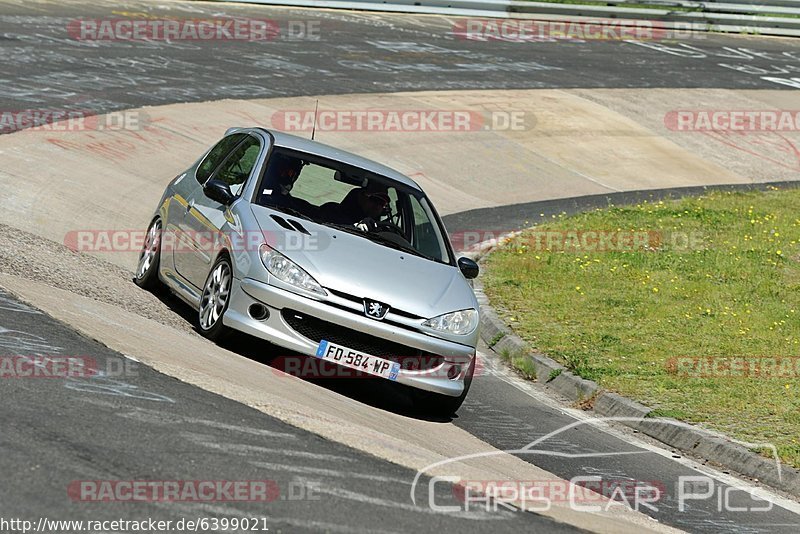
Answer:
(262, 203, 316, 222)
(325, 223, 428, 259)
(323, 222, 364, 236)
(369, 232, 429, 259)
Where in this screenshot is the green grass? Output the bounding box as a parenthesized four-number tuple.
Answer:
(483, 187, 800, 468)
(498, 347, 538, 380)
(488, 332, 505, 348)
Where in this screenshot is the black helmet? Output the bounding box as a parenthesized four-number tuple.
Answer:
(270, 154, 302, 193)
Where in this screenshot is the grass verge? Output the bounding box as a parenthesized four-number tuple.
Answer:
(482, 187, 800, 467)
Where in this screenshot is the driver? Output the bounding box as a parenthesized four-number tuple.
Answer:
(260, 154, 316, 216)
(320, 181, 390, 225)
(271, 154, 302, 197)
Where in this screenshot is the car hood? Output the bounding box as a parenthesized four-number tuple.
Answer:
(251, 205, 477, 318)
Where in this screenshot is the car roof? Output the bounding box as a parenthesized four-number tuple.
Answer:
(249, 127, 422, 191)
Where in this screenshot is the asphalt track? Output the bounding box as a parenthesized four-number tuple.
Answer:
(1, 0, 800, 532)
(0, 288, 575, 533)
(440, 181, 800, 235)
(1, 0, 800, 117)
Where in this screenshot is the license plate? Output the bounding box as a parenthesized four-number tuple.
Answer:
(315, 340, 400, 380)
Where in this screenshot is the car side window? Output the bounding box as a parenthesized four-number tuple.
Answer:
(410, 195, 448, 262)
(214, 136, 261, 197)
(387, 188, 405, 232)
(195, 133, 247, 184)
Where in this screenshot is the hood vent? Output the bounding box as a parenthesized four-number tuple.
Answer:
(270, 214, 294, 230)
(270, 214, 310, 235)
(287, 219, 310, 235)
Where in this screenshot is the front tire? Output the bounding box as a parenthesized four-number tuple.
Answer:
(134, 218, 163, 290)
(198, 255, 233, 341)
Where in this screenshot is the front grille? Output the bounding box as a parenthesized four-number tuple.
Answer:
(282, 309, 443, 371)
(326, 288, 424, 320)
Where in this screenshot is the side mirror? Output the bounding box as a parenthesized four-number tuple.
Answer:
(457, 257, 479, 279)
(203, 179, 234, 205)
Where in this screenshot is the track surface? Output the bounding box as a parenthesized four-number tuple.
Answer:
(1, 0, 800, 117)
(459, 347, 800, 533)
(2, 0, 800, 532)
(0, 288, 577, 532)
(440, 182, 800, 235)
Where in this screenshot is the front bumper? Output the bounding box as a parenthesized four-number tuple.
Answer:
(223, 277, 476, 397)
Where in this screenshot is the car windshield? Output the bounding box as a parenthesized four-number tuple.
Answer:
(254, 149, 451, 264)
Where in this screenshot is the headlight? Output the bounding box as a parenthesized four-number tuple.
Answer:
(260, 245, 325, 296)
(422, 309, 479, 335)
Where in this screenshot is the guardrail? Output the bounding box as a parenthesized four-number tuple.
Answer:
(222, 0, 800, 37)
(608, 0, 800, 16)
(701, 0, 800, 5)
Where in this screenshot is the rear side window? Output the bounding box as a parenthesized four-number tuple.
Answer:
(196, 133, 247, 184)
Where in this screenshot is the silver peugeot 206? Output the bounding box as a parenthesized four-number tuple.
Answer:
(134, 127, 480, 415)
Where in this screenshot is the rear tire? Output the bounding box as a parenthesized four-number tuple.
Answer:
(412, 356, 476, 418)
(198, 255, 233, 342)
(133, 218, 163, 290)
